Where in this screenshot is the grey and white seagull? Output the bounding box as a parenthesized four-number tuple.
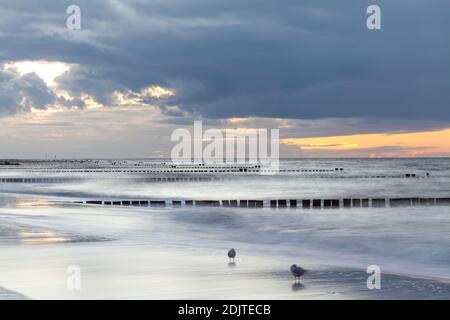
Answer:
(290, 264, 306, 284)
(228, 248, 236, 263)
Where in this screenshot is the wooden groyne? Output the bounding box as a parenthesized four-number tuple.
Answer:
(0, 160, 19, 166)
(77, 197, 450, 209)
(0, 177, 80, 183)
(0, 172, 433, 184)
(0, 177, 222, 183)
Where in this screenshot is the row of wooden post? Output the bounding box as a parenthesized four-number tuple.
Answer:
(81, 197, 450, 208)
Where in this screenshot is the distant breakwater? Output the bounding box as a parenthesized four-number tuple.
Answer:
(0, 172, 433, 184)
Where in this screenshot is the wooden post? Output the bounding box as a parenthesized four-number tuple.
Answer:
(172, 201, 181, 207)
(312, 199, 321, 209)
(436, 198, 450, 206)
(389, 198, 411, 207)
(151, 200, 166, 207)
(331, 199, 340, 208)
(278, 200, 287, 208)
(352, 199, 361, 208)
(343, 199, 351, 208)
(302, 199, 311, 209)
(372, 199, 386, 208)
(290, 200, 297, 208)
(362, 199, 369, 208)
(248, 200, 256, 208)
(240, 200, 248, 207)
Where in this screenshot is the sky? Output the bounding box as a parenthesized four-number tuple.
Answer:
(0, 0, 449, 158)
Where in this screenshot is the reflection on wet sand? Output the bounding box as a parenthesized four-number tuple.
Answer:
(0, 194, 58, 209)
(19, 231, 73, 244)
(0, 222, 111, 245)
(291, 283, 304, 291)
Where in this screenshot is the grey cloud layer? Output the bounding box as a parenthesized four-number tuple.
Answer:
(0, 65, 85, 116)
(1, 0, 449, 120)
(0, 66, 56, 116)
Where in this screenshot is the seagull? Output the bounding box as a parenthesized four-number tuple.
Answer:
(290, 264, 306, 284)
(228, 248, 236, 262)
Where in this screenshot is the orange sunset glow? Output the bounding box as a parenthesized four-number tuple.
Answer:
(282, 128, 450, 157)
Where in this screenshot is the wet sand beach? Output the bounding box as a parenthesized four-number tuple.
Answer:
(1, 239, 450, 300)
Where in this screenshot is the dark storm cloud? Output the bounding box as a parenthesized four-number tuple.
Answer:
(0, 0, 449, 120)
